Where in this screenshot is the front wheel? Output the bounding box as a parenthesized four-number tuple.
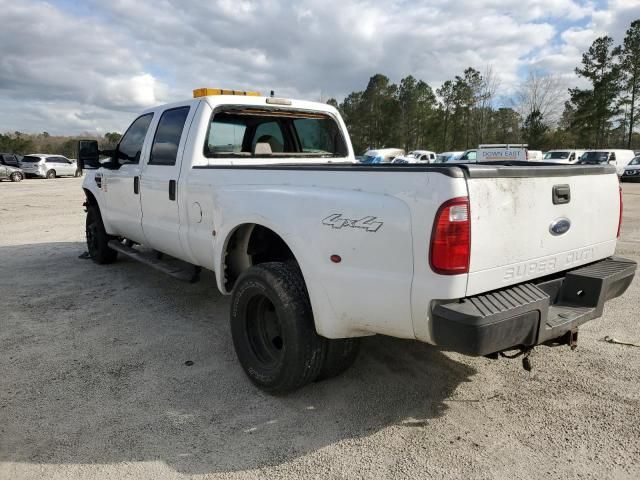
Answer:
(10, 172, 23, 182)
(230, 262, 326, 393)
(45, 169, 56, 179)
(74, 169, 82, 177)
(86, 205, 118, 264)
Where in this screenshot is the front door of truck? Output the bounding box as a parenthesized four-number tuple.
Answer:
(101, 113, 154, 244)
(139, 104, 193, 260)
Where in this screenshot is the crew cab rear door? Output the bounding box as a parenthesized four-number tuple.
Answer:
(465, 165, 620, 296)
(140, 103, 196, 259)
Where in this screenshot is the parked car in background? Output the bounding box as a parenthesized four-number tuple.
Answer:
(361, 148, 405, 164)
(435, 151, 464, 163)
(621, 156, 640, 181)
(0, 153, 22, 168)
(20, 154, 80, 179)
(392, 150, 437, 164)
(450, 149, 478, 162)
(527, 150, 544, 161)
(579, 149, 636, 176)
(543, 149, 585, 164)
(0, 156, 24, 182)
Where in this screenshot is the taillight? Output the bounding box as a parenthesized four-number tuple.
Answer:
(430, 197, 470, 275)
(617, 185, 623, 238)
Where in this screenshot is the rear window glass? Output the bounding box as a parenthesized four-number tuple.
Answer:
(205, 108, 347, 159)
(208, 120, 247, 153)
(21, 156, 41, 162)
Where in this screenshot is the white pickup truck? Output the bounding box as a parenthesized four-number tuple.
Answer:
(77, 89, 636, 393)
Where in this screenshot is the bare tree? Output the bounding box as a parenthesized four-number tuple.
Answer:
(516, 69, 567, 130)
(473, 65, 500, 144)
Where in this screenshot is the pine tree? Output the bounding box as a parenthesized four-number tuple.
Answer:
(621, 20, 640, 148)
(569, 36, 622, 147)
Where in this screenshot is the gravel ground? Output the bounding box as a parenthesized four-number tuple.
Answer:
(1, 177, 639, 480)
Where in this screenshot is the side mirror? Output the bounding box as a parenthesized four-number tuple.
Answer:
(77, 140, 101, 170)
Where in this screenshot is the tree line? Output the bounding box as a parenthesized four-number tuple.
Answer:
(328, 19, 640, 154)
(0, 131, 122, 157)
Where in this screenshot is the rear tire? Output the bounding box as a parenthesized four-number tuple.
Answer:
(10, 172, 23, 182)
(230, 262, 326, 393)
(316, 337, 361, 381)
(74, 169, 81, 177)
(86, 205, 118, 264)
(46, 169, 56, 179)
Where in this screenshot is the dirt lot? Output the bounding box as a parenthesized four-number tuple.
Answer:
(1, 177, 639, 480)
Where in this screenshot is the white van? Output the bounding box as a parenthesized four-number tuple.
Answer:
(580, 150, 636, 176)
(477, 144, 527, 162)
(543, 149, 585, 164)
(527, 150, 544, 162)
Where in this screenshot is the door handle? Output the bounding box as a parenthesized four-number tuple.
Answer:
(169, 180, 176, 201)
(133, 176, 139, 194)
(552, 184, 570, 204)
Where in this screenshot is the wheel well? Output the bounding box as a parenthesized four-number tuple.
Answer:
(224, 224, 296, 291)
(83, 188, 98, 208)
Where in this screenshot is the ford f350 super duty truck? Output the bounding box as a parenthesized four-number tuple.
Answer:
(77, 88, 636, 393)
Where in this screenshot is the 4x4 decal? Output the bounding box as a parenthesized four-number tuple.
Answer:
(322, 213, 383, 232)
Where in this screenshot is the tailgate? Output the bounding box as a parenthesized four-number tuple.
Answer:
(465, 165, 620, 296)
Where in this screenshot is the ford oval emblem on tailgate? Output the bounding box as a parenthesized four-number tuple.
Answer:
(550, 218, 571, 236)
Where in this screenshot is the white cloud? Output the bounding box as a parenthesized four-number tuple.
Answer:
(0, 0, 637, 134)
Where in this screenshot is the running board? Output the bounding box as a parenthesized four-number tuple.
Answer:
(107, 240, 201, 283)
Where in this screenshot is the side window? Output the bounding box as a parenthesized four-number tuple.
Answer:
(45, 157, 55, 163)
(610, 152, 616, 161)
(117, 113, 154, 164)
(467, 151, 477, 161)
(149, 107, 190, 166)
(569, 153, 575, 161)
(253, 121, 284, 153)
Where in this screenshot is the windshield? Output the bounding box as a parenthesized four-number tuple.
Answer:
(580, 151, 610, 163)
(460, 150, 477, 161)
(205, 108, 348, 159)
(629, 156, 640, 166)
(544, 151, 570, 160)
(21, 156, 42, 162)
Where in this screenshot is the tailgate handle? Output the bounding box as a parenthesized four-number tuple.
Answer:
(133, 176, 139, 194)
(169, 180, 176, 201)
(553, 184, 570, 205)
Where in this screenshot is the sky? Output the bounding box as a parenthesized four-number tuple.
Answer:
(0, 0, 639, 135)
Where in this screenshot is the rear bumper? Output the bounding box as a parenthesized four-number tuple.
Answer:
(431, 257, 636, 356)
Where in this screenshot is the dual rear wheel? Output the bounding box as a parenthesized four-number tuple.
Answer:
(230, 262, 360, 393)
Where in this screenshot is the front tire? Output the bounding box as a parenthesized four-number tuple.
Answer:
(86, 205, 118, 264)
(46, 169, 56, 179)
(10, 172, 23, 182)
(230, 262, 326, 393)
